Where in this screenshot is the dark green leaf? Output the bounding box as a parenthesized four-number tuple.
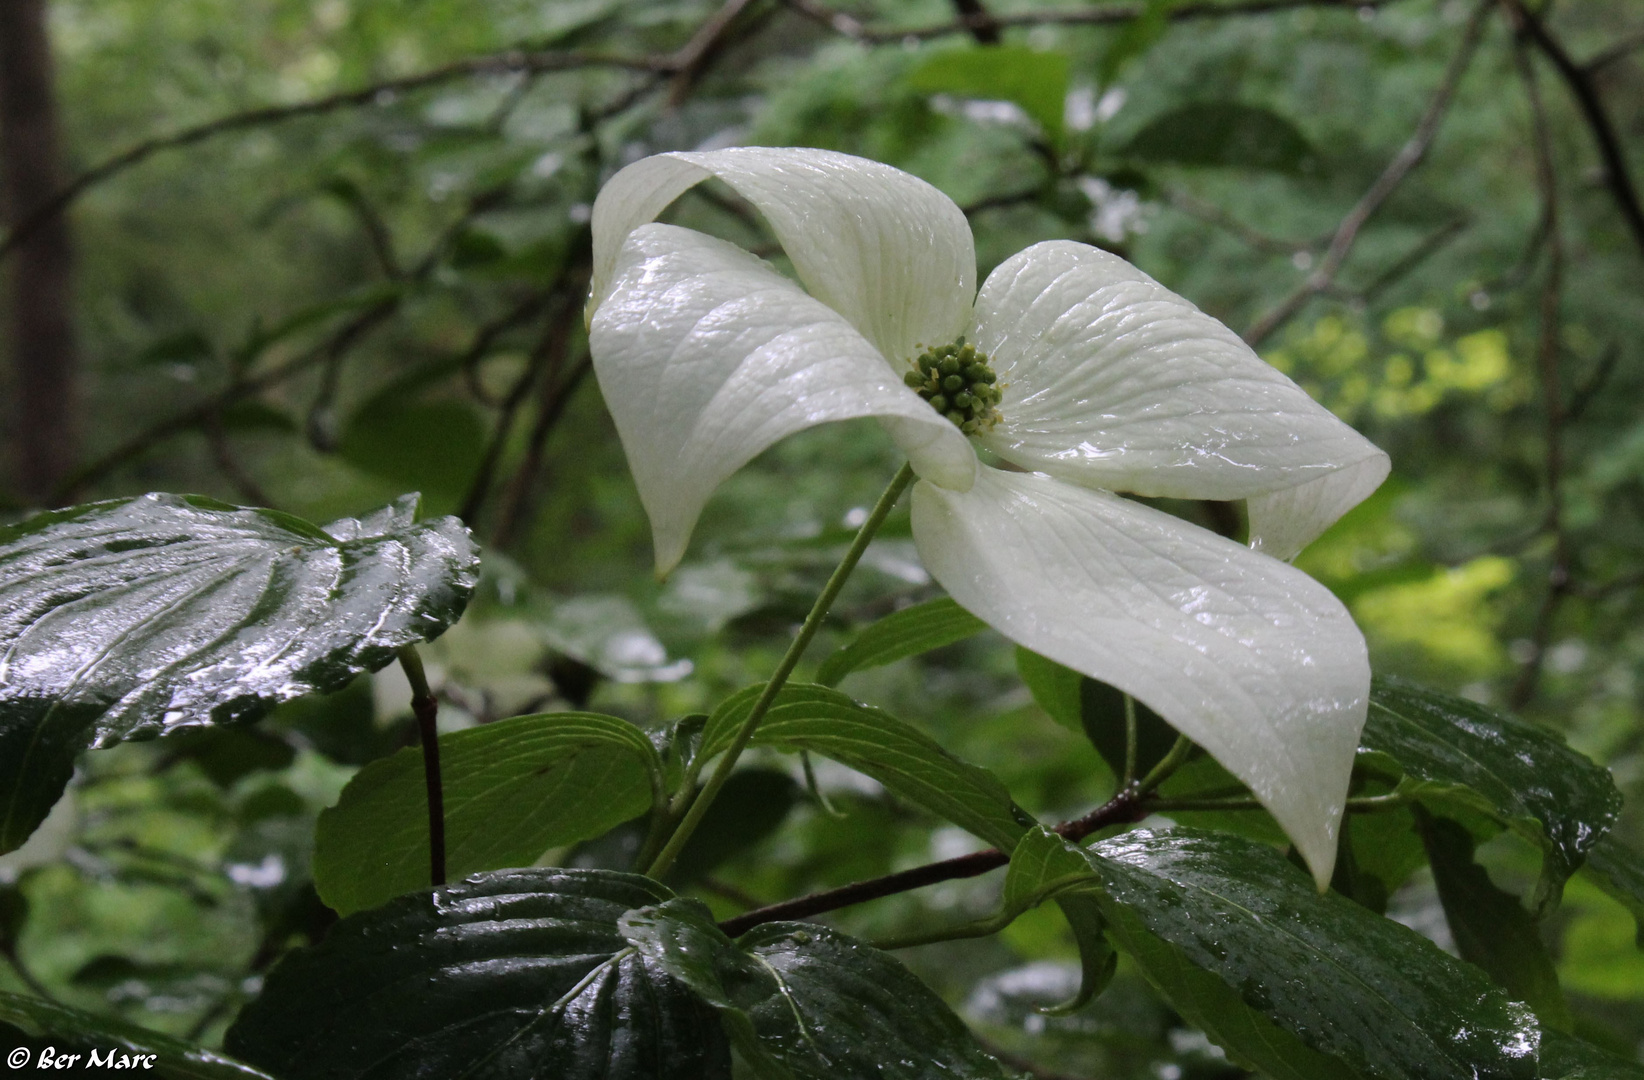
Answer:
(1416, 809, 1572, 1031)
(1084, 828, 1539, 1080)
(1538, 1030, 1644, 1079)
(1004, 828, 1116, 1013)
(225, 868, 729, 1080)
(1014, 649, 1178, 778)
(665, 768, 799, 886)
(701, 683, 1030, 848)
(907, 45, 1069, 139)
(621, 899, 1022, 1079)
(1098, 0, 1173, 88)
(0, 990, 274, 1079)
(1361, 677, 1621, 903)
(313, 711, 662, 915)
(0, 493, 478, 854)
(337, 398, 487, 514)
(1014, 647, 1081, 732)
(1120, 102, 1319, 174)
(1582, 834, 1644, 947)
(0, 884, 24, 950)
(816, 597, 986, 687)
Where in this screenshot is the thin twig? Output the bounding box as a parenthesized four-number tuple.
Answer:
(1243, 0, 1492, 346)
(787, 0, 1401, 44)
(1498, 0, 1644, 260)
(399, 646, 446, 886)
(0, 51, 663, 264)
(1508, 37, 1568, 711)
(668, 0, 764, 105)
(1165, 186, 1320, 256)
(1584, 27, 1644, 73)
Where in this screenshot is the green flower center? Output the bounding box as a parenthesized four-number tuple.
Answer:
(904, 338, 1002, 435)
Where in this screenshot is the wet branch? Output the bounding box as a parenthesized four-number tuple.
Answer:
(1243, 0, 1492, 347)
(1498, 0, 1644, 261)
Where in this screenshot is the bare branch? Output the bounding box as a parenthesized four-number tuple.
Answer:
(1497, 0, 1644, 261)
(1165, 186, 1321, 256)
(950, 0, 1002, 45)
(1243, 0, 1492, 347)
(1508, 36, 1569, 711)
(668, 0, 765, 105)
(791, 0, 1401, 45)
(1584, 26, 1644, 72)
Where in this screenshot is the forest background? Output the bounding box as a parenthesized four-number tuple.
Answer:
(1, 0, 1642, 1074)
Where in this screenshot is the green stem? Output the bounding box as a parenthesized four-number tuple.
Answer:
(1132, 733, 1193, 798)
(646, 463, 917, 879)
(872, 909, 1015, 952)
(398, 644, 446, 886)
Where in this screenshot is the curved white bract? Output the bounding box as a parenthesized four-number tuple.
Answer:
(590, 147, 975, 365)
(590, 224, 975, 574)
(911, 467, 1370, 887)
(972, 241, 1388, 558)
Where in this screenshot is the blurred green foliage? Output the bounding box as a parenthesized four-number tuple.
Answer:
(2, 0, 1643, 1072)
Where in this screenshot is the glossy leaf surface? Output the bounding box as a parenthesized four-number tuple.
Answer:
(816, 597, 987, 687)
(621, 898, 1022, 1079)
(225, 868, 729, 1080)
(1360, 677, 1620, 898)
(313, 712, 662, 915)
(1085, 828, 1540, 1080)
(0, 990, 274, 1079)
(1417, 810, 1572, 1030)
(0, 493, 478, 853)
(701, 682, 1030, 848)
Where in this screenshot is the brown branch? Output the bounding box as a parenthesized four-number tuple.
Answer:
(457, 291, 572, 525)
(203, 409, 273, 508)
(668, 0, 764, 106)
(1584, 27, 1644, 73)
(1165, 186, 1321, 256)
(1507, 35, 1569, 711)
(950, 0, 1002, 44)
(1335, 214, 1470, 304)
(717, 783, 1154, 937)
(788, 0, 1401, 44)
(1243, 0, 1492, 347)
(1498, 0, 1644, 260)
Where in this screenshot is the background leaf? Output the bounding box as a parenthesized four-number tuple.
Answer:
(0, 493, 478, 854)
(907, 45, 1069, 140)
(0, 990, 275, 1079)
(816, 597, 986, 687)
(313, 711, 662, 915)
(225, 868, 729, 1079)
(701, 683, 1031, 848)
(1119, 102, 1319, 174)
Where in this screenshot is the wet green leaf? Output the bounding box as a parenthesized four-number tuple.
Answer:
(0, 990, 274, 1079)
(621, 898, 1022, 1079)
(1120, 101, 1318, 174)
(0, 493, 478, 854)
(701, 683, 1030, 848)
(816, 597, 986, 687)
(1417, 809, 1572, 1031)
(1004, 828, 1116, 1012)
(1582, 834, 1644, 947)
(907, 45, 1068, 140)
(313, 711, 662, 915)
(225, 869, 729, 1079)
(1360, 677, 1621, 903)
(1538, 1030, 1644, 1079)
(1014, 648, 1177, 778)
(1084, 829, 1540, 1080)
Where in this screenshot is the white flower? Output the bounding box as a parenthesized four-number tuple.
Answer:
(586, 147, 1388, 887)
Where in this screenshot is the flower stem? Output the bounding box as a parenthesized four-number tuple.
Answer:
(398, 644, 445, 886)
(645, 462, 917, 880)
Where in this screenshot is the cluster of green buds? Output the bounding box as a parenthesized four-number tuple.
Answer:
(904, 338, 1003, 434)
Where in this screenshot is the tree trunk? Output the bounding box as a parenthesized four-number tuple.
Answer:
(0, 0, 78, 504)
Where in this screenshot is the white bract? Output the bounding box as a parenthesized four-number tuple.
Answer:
(586, 147, 1388, 887)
